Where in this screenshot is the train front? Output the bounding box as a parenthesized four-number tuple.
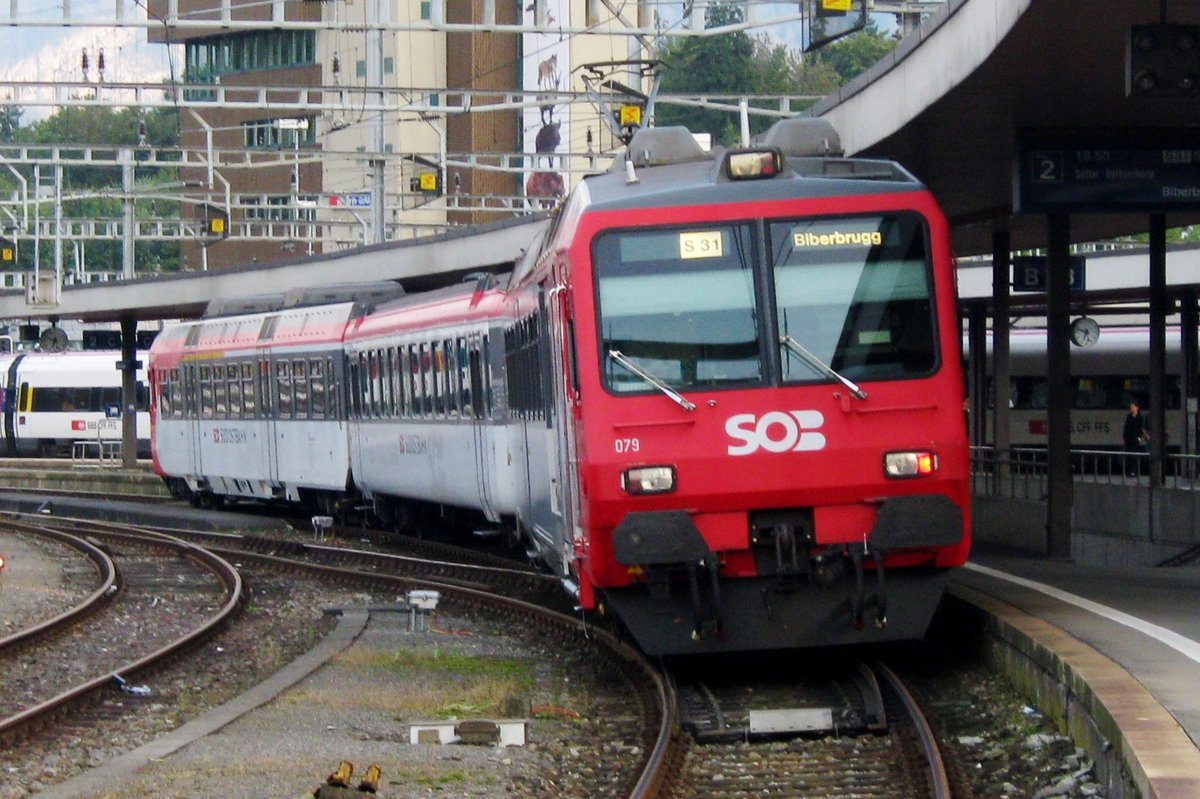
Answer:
(566, 135, 970, 655)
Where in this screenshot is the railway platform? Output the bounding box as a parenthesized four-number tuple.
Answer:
(0, 457, 170, 500)
(950, 548, 1200, 799)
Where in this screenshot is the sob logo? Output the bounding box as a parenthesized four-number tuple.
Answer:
(725, 411, 826, 456)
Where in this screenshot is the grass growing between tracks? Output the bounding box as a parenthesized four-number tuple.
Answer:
(317, 647, 536, 719)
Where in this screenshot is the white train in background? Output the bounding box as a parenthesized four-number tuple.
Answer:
(0, 351, 150, 457)
(977, 325, 1186, 453)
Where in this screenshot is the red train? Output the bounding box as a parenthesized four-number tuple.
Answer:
(149, 118, 970, 655)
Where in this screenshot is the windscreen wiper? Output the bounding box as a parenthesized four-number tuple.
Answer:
(608, 349, 696, 412)
(779, 335, 868, 400)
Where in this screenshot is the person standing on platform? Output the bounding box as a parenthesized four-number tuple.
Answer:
(1123, 400, 1149, 476)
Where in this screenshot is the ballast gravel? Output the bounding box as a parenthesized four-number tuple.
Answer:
(0, 530, 1113, 799)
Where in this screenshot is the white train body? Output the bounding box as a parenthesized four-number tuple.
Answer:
(0, 351, 149, 457)
(985, 326, 1184, 451)
(341, 287, 523, 522)
(150, 302, 356, 507)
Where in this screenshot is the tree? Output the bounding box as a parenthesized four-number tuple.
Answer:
(810, 18, 896, 84)
(655, 6, 888, 145)
(656, 3, 757, 144)
(0, 105, 21, 143)
(5, 106, 182, 275)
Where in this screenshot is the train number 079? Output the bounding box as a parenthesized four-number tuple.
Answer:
(614, 438, 640, 453)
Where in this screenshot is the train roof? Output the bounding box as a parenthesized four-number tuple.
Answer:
(344, 277, 510, 342)
(3, 350, 146, 377)
(579, 119, 926, 212)
(203, 281, 404, 318)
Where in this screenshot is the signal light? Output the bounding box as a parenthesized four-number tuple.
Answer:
(884, 451, 938, 478)
(205, 206, 229, 238)
(0, 553, 6, 571)
(411, 173, 441, 194)
(0, 237, 14, 264)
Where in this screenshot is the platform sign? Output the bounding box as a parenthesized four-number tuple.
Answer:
(327, 193, 371, 208)
(1011, 255, 1086, 293)
(1016, 132, 1200, 212)
(803, 0, 867, 52)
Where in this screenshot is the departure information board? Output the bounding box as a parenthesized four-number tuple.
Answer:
(1016, 132, 1200, 212)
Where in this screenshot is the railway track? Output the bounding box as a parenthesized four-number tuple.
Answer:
(665, 656, 956, 799)
(0, 503, 1077, 799)
(0, 511, 681, 798)
(0, 516, 244, 749)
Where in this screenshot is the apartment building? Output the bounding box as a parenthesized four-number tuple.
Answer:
(147, 0, 640, 270)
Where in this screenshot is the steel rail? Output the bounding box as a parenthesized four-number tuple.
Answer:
(874, 659, 953, 799)
(6, 512, 678, 797)
(0, 520, 119, 651)
(0, 523, 244, 746)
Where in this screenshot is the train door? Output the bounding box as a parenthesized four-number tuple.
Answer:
(260, 350, 279, 490)
(545, 272, 583, 575)
(1, 354, 24, 456)
(183, 361, 203, 477)
(468, 333, 498, 522)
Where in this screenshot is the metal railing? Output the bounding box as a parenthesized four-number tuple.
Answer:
(970, 446, 1200, 499)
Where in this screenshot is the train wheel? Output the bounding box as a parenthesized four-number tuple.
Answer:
(197, 492, 220, 510)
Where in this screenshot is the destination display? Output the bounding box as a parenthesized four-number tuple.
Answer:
(1016, 132, 1200, 212)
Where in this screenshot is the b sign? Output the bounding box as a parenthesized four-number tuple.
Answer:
(1012, 255, 1085, 292)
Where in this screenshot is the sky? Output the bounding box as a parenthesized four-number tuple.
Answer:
(0, 0, 179, 121)
(0, 0, 903, 123)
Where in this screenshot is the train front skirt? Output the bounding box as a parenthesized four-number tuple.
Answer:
(602, 567, 952, 656)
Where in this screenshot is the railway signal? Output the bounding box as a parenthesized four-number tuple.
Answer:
(203, 205, 230, 238)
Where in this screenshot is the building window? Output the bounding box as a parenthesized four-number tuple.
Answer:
(185, 30, 316, 83)
(242, 117, 317, 149)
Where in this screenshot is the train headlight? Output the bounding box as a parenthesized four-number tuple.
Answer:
(884, 451, 938, 478)
(724, 148, 784, 180)
(621, 466, 676, 495)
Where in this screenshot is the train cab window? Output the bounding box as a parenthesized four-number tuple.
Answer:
(594, 224, 762, 393)
(770, 213, 936, 384)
